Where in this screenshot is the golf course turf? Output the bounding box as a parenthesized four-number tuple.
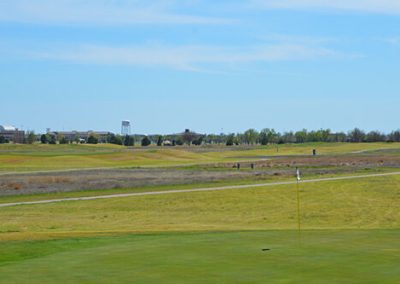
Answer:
(0, 230, 399, 283)
(1, 142, 400, 172)
(0, 143, 399, 283)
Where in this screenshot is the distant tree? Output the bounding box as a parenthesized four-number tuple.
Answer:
(309, 129, 331, 142)
(40, 134, 48, 144)
(389, 130, 400, 142)
(328, 132, 347, 142)
(141, 136, 151, 147)
(0, 136, 5, 144)
(236, 133, 245, 145)
(49, 135, 57, 145)
(295, 129, 307, 143)
(59, 135, 68, 144)
(337, 132, 347, 142)
(175, 139, 184, 146)
(147, 135, 159, 144)
(124, 135, 134, 146)
(26, 131, 36, 144)
(57, 134, 64, 144)
(243, 129, 259, 144)
(259, 128, 278, 145)
(233, 135, 240, 145)
(366, 131, 386, 142)
(106, 133, 114, 144)
(307, 130, 318, 142)
(87, 135, 98, 144)
(74, 135, 80, 144)
(259, 131, 268, 145)
(226, 134, 235, 146)
(108, 134, 123, 145)
(320, 129, 331, 142)
(205, 134, 219, 144)
(157, 136, 163, 146)
(182, 129, 196, 145)
(192, 136, 204, 146)
(115, 135, 123, 145)
(123, 135, 129, 146)
(349, 128, 365, 143)
(280, 132, 295, 144)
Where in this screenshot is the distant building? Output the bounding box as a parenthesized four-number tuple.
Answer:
(163, 140, 173, 146)
(121, 120, 131, 136)
(0, 125, 25, 143)
(50, 131, 114, 143)
(93, 131, 114, 143)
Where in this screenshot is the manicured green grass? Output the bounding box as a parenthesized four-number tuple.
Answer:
(1, 142, 399, 172)
(0, 230, 399, 283)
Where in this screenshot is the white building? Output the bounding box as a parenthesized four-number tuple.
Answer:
(0, 125, 25, 143)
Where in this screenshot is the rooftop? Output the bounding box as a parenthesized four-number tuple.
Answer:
(0, 125, 17, 132)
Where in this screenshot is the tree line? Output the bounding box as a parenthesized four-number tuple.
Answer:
(2, 128, 400, 146)
(98, 128, 400, 146)
(179, 128, 400, 146)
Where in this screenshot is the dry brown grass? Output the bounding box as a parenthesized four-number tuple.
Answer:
(27, 176, 71, 184)
(0, 174, 399, 241)
(1, 183, 24, 190)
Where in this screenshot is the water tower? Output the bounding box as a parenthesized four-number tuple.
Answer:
(121, 120, 131, 136)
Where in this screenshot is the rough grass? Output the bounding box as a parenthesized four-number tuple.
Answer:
(0, 230, 399, 284)
(0, 149, 211, 172)
(1, 175, 398, 241)
(0, 175, 290, 204)
(0, 166, 398, 204)
(1, 142, 400, 172)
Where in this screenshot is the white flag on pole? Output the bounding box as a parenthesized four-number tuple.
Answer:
(296, 168, 301, 181)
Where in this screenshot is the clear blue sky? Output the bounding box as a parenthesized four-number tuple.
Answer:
(1, 0, 399, 134)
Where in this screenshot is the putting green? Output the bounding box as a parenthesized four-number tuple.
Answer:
(0, 230, 398, 283)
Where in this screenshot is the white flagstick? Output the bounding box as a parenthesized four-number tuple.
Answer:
(296, 167, 302, 245)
